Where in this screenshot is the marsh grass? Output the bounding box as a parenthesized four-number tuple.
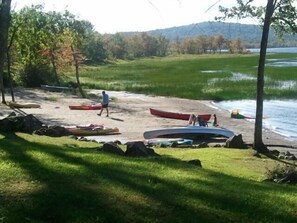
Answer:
(1, 133, 296, 223)
(73, 53, 297, 100)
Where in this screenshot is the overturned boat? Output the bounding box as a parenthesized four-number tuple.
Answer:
(143, 125, 234, 140)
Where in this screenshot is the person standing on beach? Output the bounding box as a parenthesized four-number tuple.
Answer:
(98, 91, 109, 117)
(188, 114, 196, 125)
(213, 114, 218, 126)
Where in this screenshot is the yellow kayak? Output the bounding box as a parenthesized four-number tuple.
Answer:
(67, 127, 120, 136)
(8, 101, 41, 108)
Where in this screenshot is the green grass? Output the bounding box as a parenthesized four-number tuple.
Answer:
(69, 53, 297, 100)
(1, 132, 296, 223)
(44, 96, 58, 102)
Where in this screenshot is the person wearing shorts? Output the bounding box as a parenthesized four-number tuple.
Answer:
(98, 91, 109, 117)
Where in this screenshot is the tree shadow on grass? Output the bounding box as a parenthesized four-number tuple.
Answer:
(0, 133, 296, 223)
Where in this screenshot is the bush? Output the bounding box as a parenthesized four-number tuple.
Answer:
(263, 163, 297, 184)
(20, 64, 56, 87)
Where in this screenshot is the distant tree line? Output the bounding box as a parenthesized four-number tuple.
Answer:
(3, 5, 247, 88)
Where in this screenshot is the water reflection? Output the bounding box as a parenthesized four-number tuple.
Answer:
(266, 61, 297, 67)
(249, 47, 297, 53)
(208, 72, 256, 84)
(201, 70, 225, 73)
(268, 80, 297, 89)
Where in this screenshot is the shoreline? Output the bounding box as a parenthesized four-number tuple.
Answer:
(1, 88, 296, 155)
(213, 100, 297, 142)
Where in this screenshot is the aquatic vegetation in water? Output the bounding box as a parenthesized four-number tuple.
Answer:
(208, 71, 296, 91)
(208, 72, 256, 84)
(201, 70, 225, 74)
(202, 87, 223, 94)
(266, 80, 297, 89)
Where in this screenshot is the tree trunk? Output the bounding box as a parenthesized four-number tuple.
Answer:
(0, 0, 11, 103)
(71, 45, 85, 98)
(253, 0, 276, 153)
(6, 21, 19, 102)
(50, 50, 61, 86)
(7, 44, 14, 102)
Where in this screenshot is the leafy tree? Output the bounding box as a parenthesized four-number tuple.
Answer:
(229, 38, 246, 53)
(214, 33, 225, 53)
(140, 32, 158, 57)
(125, 35, 145, 58)
(173, 36, 182, 54)
(217, 0, 297, 152)
(0, 0, 11, 103)
(63, 15, 94, 97)
(12, 5, 55, 87)
(195, 35, 209, 54)
(40, 10, 72, 86)
(181, 37, 195, 54)
(156, 35, 169, 57)
(106, 33, 127, 59)
(10, 6, 94, 89)
(82, 32, 107, 63)
(208, 36, 216, 53)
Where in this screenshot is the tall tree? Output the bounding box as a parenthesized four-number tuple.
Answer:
(229, 38, 246, 54)
(108, 33, 127, 59)
(63, 15, 93, 97)
(217, 0, 297, 153)
(41, 10, 69, 86)
(214, 33, 225, 53)
(82, 32, 107, 63)
(156, 35, 169, 57)
(6, 10, 19, 102)
(140, 32, 158, 57)
(0, 0, 11, 103)
(12, 5, 52, 87)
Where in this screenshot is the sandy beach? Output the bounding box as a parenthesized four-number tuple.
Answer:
(1, 88, 296, 155)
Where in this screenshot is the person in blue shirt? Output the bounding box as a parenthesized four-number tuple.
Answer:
(98, 91, 109, 117)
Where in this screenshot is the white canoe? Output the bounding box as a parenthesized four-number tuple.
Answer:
(143, 126, 234, 139)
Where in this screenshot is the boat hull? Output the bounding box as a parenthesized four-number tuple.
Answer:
(41, 85, 73, 92)
(143, 126, 234, 139)
(66, 127, 120, 136)
(69, 105, 102, 110)
(150, 108, 211, 121)
(8, 101, 41, 109)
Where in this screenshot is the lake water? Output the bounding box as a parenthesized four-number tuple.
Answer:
(214, 100, 297, 142)
(248, 47, 297, 53)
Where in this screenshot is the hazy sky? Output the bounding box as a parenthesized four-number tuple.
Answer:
(11, 0, 264, 34)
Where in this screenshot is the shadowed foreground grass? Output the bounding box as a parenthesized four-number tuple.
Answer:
(0, 133, 296, 223)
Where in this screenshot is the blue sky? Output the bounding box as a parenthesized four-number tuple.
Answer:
(12, 0, 263, 34)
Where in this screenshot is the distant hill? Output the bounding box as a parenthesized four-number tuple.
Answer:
(123, 22, 297, 48)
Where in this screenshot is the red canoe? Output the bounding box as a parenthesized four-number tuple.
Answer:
(69, 104, 102, 110)
(149, 108, 211, 121)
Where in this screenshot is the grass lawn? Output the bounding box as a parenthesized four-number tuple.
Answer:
(1, 133, 296, 223)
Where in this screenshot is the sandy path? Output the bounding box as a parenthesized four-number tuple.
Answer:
(1, 88, 296, 155)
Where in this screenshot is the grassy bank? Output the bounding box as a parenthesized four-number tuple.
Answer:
(74, 53, 297, 100)
(1, 133, 296, 223)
